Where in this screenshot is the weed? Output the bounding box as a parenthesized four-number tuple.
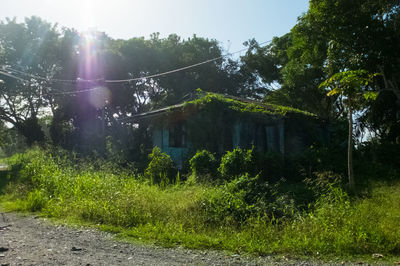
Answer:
(1, 147, 400, 260)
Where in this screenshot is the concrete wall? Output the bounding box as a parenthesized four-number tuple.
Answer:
(232, 119, 285, 154)
(152, 126, 189, 169)
(150, 116, 325, 168)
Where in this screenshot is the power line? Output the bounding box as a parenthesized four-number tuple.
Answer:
(0, 70, 104, 97)
(0, 70, 29, 82)
(0, 69, 104, 96)
(46, 87, 102, 96)
(0, 39, 272, 95)
(105, 40, 272, 83)
(5, 67, 101, 84)
(105, 57, 223, 83)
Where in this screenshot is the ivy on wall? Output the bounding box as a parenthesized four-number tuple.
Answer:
(149, 91, 317, 158)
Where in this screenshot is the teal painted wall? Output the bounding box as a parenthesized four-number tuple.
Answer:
(232, 118, 285, 154)
(152, 126, 188, 169)
(152, 118, 286, 169)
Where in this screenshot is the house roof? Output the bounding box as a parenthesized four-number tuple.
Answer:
(131, 92, 316, 121)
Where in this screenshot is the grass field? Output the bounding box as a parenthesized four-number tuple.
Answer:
(1, 147, 400, 263)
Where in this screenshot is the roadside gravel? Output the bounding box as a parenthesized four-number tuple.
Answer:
(0, 211, 361, 265)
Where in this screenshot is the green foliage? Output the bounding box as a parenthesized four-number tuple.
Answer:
(241, 0, 400, 135)
(214, 147, 284, 182)
(2, 148, 204, 227)
(304, 171, 344, 198)
(320, 70, 379, 108)
(252, 151, 284, 180)
(287, 142, 347, 180)
(0, 124, 27, 158)
(218, 148, 253, 180)
(355, 142, 400, 182)
(185, 92, 315, 117)
(189, 150, 219, 183)
(0, 15, 261, 153)
(180, 173, 295, 228)
(25, 189, 48, 212)
(5, 147, 43, 185)
(278, 183, 400, 255)
(1, 148, 400, 259)
(199, 174, 296, 225)
(0, 17, 58, 145)
(145, 147, 176, 186)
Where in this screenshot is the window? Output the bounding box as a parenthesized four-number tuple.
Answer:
(169, 122, 186, 148)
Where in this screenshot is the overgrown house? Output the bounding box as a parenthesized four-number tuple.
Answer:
(133, 92, 329, 169)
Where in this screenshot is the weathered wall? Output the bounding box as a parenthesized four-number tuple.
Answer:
(150, 113, 325, 168)
(284, 116, 329, 155)
(152, 126, 189, 169)
(233, 119, 285, 154)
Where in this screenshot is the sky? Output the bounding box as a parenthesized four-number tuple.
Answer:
(0, 0, 309, 54)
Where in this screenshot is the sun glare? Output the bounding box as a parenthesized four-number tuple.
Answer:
(78, 0, 96, 30)
(89, 87, 111, 109)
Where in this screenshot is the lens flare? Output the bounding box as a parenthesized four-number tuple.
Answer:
(88, 86, 111, 109)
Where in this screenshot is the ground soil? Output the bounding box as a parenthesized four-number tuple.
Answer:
(0, 210, 322, 266)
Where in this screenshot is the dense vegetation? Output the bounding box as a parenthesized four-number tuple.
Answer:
(0, 146, 399, 261)
(1, 0, 400, 261)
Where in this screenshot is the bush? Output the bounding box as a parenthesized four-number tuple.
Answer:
(197, 173, 296, 225)
(5, 147, 44, 185)
(217, 148, 285, 181)
(303, 171, 343, 198)
(252, 151, 284, 180)
(189, 150, 219, 182)
(3, 147, 400, 257)
(286, 144, 347, 181)
(229, 174, 296, 220)
(145, 147, 176, 186)
(218, 148, 253, 180)
(25, 189, 48, 212)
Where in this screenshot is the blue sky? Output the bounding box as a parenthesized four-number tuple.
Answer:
(0, 0, 309, 53)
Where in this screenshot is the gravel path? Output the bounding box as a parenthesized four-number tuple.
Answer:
(0, 211, 317, 266)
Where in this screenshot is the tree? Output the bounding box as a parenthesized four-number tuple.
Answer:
(292, 0, 400, 136)
(0, 17, 61, 145)
(320, 70, 378, 191)
(241, 0, 400, 131)
(241, 32, 335, 119)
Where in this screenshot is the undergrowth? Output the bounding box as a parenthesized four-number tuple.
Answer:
(1, 147, 400, 261)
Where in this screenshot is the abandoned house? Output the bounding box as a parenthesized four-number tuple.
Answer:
(133, 92, 329, 169)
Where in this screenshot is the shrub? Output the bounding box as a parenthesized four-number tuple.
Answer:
(252, 151, 284, 180)
(229, 174, 296, 220)
(145, 147, 176, 186)
(303, 171, 343, 198)
(25, 189, 48, 212)
(197, 173, 296, 225)
(218, 148, 253, 180)
(197, 178, 250, 225)
(286, 144, 347, 181)
(189, 150, 219, 182)
(5, 147, 45, 185)
(3, 147, 400, 257)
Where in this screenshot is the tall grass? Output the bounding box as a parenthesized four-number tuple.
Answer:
(1, 147, 400, 259)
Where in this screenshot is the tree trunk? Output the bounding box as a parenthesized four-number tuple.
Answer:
(16, 116, 45, 146)
(348, 107, 355, 192)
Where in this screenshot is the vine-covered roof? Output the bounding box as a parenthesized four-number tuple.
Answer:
(133, 91, 316, 121)
(184, 92, 316, 117)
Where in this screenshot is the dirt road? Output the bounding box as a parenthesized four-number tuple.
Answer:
(0, 211, 315, 266)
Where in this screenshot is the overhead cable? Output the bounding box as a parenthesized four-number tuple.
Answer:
(0, 39, 272, 95)
(5, 67, 101, 84)
(0, 70, 28, 82)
